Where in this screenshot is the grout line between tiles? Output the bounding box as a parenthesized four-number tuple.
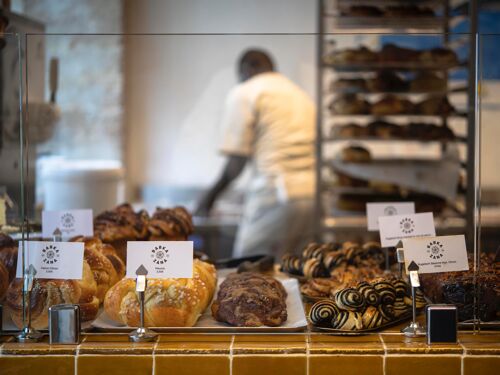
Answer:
(152, 339, 159, 375)
(305, 333, 310, 375)
(229, 335, 235, 375)
(457, 338, 466, 375)
(75, 341, 81, 375)
(379, 334, 387, 375)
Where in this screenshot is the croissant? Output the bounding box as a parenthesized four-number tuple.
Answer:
(71, 236, 126, 302)
(104, 259, 216, 327)
(5, 260, 99, 329)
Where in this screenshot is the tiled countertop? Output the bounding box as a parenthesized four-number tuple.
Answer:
(0, 330, 498, 375)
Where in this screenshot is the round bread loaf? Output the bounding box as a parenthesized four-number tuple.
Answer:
(0, 233, 18, 281)
(148, 206, 194, 241)
(104, 259, 216, 327)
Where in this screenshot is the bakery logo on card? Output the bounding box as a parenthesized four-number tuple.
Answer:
(60, 213, 75, 229)
(427, 240, 444, 260)
(400, 217, 415, 234)
(384, 206, 398, 216)
(41, 245, 60, 265)
(151, 245, 169, 266)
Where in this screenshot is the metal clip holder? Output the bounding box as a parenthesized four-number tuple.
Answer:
(16, 264, 43, 342)
(395, 241, 405, 278)
(401, 261, 426, 337)
(129, 265, 157, 342)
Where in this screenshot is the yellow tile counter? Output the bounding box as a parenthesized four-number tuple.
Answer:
(0, 331, 498, 375)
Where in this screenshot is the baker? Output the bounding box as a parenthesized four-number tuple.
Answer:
(196, 49, 316, 258)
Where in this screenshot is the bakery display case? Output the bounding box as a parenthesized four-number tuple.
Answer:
(0, 27, 498, 375)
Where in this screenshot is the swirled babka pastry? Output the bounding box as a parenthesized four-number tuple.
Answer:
(309, 299, 339, 327)
(331, 310, 363, 331)
(362, 306, 384, 329)
(94, 203, 150, 261)
(280, 254, 303, 276)
(211, 272, 287, 327)
(372, 278, 397, 305)
(334, 287, 366, 311)
(356, 281, 381, 306)
(303, 258, 329, 278)
(148, 206, 194, 241)
(5, 261, 99, 329)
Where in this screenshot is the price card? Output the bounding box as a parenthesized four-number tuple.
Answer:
(378, 212, 435, 247)
(402, 235, 469, 274)
(126, 241, 193, 279)
(366, 202, 415, 231)
(16, 241, 84, 279)
(0, 198, 6, 226)
(42, 209, 93, 239)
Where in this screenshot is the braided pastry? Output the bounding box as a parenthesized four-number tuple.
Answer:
(334, 287, 366, 312)
(323, 250, 345, 270)
(357, 281, 381, 306)
(302, 243, 333, 262)
(309, 299, 340, 327)
(393, 299, 409, 317)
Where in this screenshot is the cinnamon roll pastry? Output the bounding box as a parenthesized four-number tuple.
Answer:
(372, 278, 397, 305)
(403, 288, 426, 308)
(303, 258, 329, 278)
(362, 306, 384, 329)
(148, 206, 194, 241)
(309, 299, 340, 327)
(280, 254, 303, 276)
(391, 278, 409, 298)
(393, 299, 409, 317)
(378, 303, 395, 321)
(334, 287, 366, 312)
(331, 310, 363, 331)
(357, 281, 381, 306)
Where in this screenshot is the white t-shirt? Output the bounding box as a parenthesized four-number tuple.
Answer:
(220, 72, 316, 201)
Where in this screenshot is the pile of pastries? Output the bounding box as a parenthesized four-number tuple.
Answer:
(1, 233, 126, 329)
(331, 71, 447, 94)
(94, 203, 194, 262)
(331, 120, 455, 141)
(309, 276, 426, 331)
(281, 241, 385, 279)
(329, 94, 455, 116)
(340, 4, 435, 18)
(324, 44, 458, 66)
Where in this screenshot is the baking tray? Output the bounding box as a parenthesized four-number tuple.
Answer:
(310, 312, 413, 335)
(91, 278, 308, 333)
(1, 311, 93, 333)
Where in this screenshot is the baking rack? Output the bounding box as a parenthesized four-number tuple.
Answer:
(314, 0, 477, 248)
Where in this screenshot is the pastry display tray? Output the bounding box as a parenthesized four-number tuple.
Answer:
(310, 313, 413, 336)
(1, 312, 93, 333)
(91, 278, 308, 333)
(325, 16, 445, 30)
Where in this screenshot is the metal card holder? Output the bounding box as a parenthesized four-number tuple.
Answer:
(401, 261, 426, 338)
(129, 264, 157, 342)
(16, 264, 43, 342)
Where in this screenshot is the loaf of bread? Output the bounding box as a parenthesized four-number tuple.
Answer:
(211, 272, 287, 327)
(104, 259, 216, 327)
(0, 262, 8, 301)
(94, 203, 150, 261)
(72, 236, 125, 302)
(5, 260, 99, 329)
(148, 206, 194, 241)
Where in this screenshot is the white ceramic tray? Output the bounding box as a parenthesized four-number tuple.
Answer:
(91, 277, 308, 333)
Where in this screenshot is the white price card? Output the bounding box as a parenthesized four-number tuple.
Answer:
(16, 241, 84, 279)
(378, 212, 436, 247)
(402, 235, 469, 274)
(366, 202, 415, 231)
(42, 209, 93, 239)
(126, 241, 193, 279)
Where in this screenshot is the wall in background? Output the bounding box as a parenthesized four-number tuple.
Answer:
(21, 0, 124, 160)
(123, 0, 317, 200)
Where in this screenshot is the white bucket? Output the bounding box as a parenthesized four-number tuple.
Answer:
(41, 159, 125, 213)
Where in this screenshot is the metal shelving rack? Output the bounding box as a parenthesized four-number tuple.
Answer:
(315, 0, 477, 247)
